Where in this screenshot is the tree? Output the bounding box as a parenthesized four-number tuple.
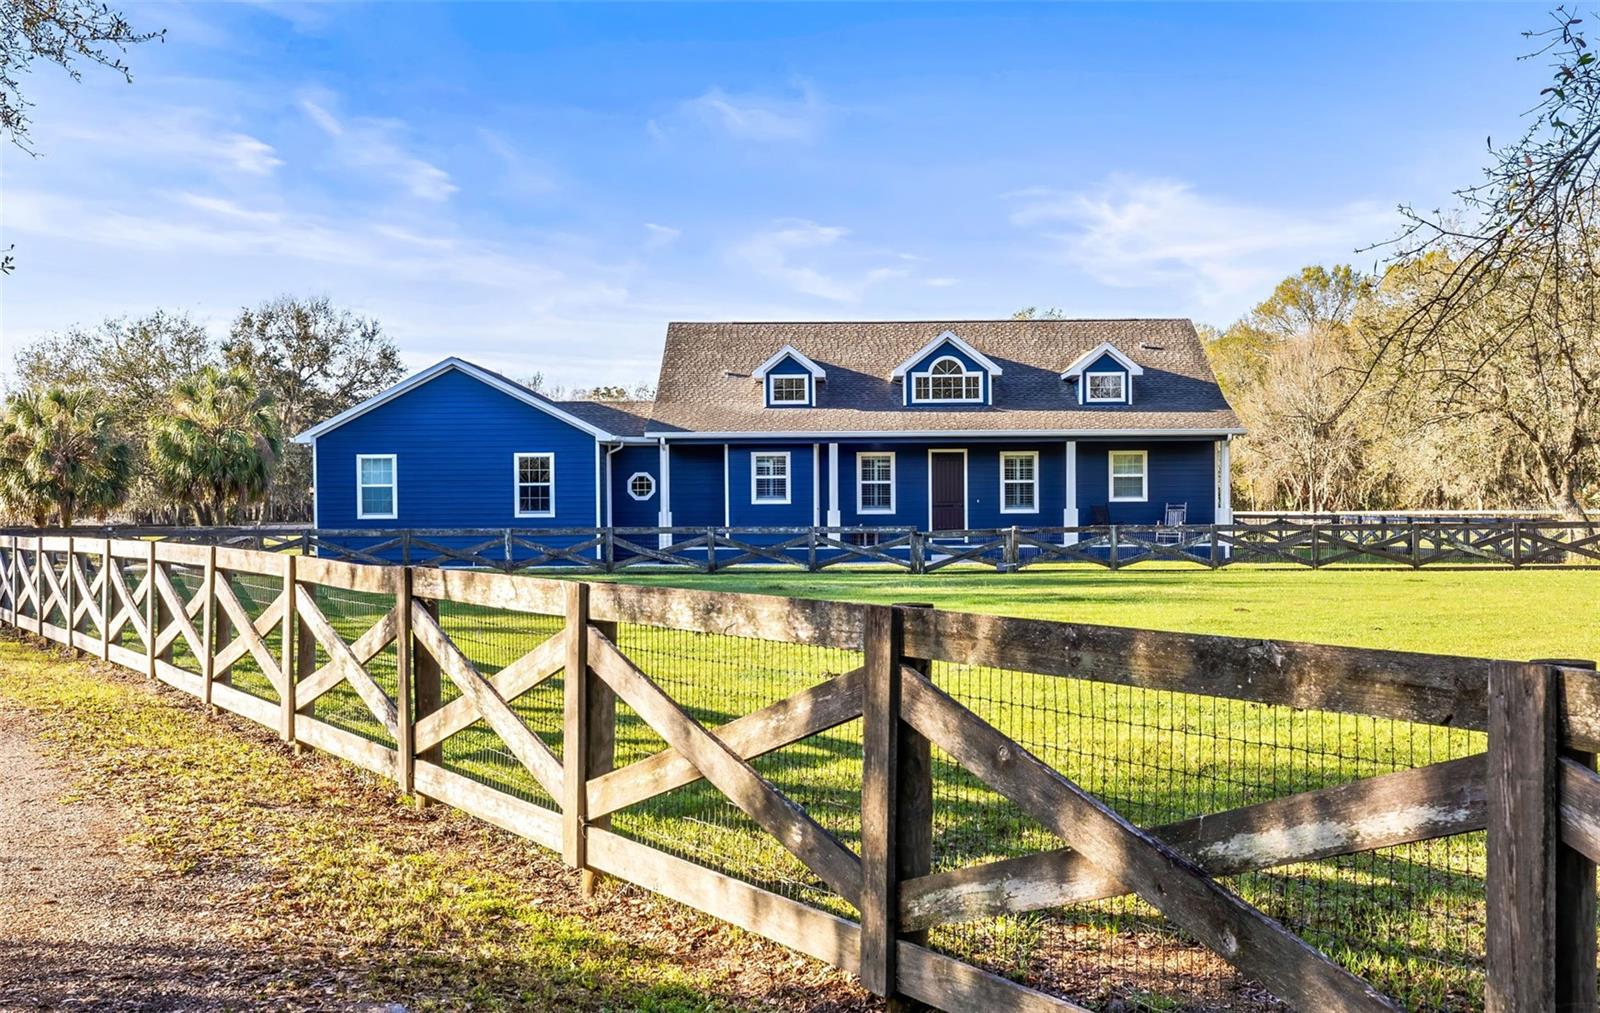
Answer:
(2, 0, 163, 272)
(0, 387, 131, 526)
(572, 382, 655, 402)
(15, 310, 214, 520)
(1369, 7, 1600, 516)
(224, 296, 403, 520)
(147, 366, 282, 526)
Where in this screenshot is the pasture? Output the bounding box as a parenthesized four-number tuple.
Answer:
(186, 562, 1581, 1009)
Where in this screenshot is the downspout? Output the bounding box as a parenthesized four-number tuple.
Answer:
(605, 442, 624, 527)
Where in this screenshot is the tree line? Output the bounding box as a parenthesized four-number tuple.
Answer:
(0, 297, 405, 526)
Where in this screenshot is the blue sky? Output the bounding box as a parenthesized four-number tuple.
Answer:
(0, 2, 1553, 388)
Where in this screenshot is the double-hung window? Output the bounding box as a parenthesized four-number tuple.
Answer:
(356, 454, 397, 519)
(515, 453, 555, 517)
(857, 453, 895, 514)
(752, 452, 790, 504)
(1000, 452, 1038, 513)
(1109, 450, 1148, 502)
(1085, 372, 1126, 403)
(768, 375, 810, 405)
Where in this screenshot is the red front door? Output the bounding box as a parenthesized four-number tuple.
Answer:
(930, 452, 965, 530)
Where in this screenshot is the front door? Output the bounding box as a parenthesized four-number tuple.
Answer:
(929, 451, 965, 530)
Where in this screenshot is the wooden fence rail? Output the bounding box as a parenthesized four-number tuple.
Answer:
(0, 534, 1595, 1010)
(6, 518, 1600, 572)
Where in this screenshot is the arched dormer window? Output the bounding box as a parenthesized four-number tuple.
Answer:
(912, 356, 983, 403)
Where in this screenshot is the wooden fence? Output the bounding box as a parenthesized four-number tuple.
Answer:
(9, 517, 1600, 571)
(1, 533, 1598, 1009)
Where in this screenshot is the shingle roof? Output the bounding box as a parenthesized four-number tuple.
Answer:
(646, 320, 1242, 435)
(557, 399, 654, 437)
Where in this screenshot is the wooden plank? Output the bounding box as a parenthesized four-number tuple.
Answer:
(210, 681, 280, 728)
(859, 604, 900, 996)
(563, 582, 591, 868)
(281, 555, 297, 743)
(151, 540, 211, 566)
(410, 602, 565, 801)
(153, 657, 205, 697)
(150, 563, 205, 659)
(395, 567, 415, 796)
(587, 827, 861, 974)
(293, 602, 399, 706)
(586, 666, 863, 819)
(1545, 656, 1600, 1013)
(295, 715, 397, 779)
(897, 941, 1087, 1013)
(900, 669, 1397, 1012)
(294, 587, 400, 734)
(1486, 660, 1559, 1013)
(212, 544, 289, 577)
(210, 582, 287, 695)
(108, 642, 145, 671)
(1562, 757, 1600, 864)
(294, 553, 395, 593)
(412, 761, 562, 851)
(582, 614, 617, 897)
(588, 581, 865, 649)
(410, 566, 566, 614)
(413, 597, 442, 773)
(901, 608, 1509, 740)
(901, 754, 1486, 929)
(588, 629, 864, 906)
(411, 635, 563, 751)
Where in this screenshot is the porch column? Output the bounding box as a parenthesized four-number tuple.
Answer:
(826, 442, 841, 528)
(812, 444, 821, 526)
(658, 441, 673, 548)
(1063, 440, 1079, 545)
(1215, 438, 1233, 524)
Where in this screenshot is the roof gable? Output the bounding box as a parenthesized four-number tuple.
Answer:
(752, 345, 827, 380)
(1061, 341, 1145, 379)
(293, 357, 621, 443)
(889, 331, 1003, 379)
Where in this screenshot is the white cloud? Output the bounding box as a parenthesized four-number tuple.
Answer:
(1008, 176, 1395, 308)
(670, 84, 826, 143)
(299, 92, 457, 201)
(53, 113, 281, 176)
(734, 219, 910, 302)
(643, 223, 681, 250)
(925, 277, 959, 288)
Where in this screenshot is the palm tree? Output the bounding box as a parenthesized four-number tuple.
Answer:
(147, 366, 284, 525)
(0, 387, 132, 527)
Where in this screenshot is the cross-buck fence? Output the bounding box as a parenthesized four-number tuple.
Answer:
(9, 517, 1600, 571)
(2, 533, 1598, 1010)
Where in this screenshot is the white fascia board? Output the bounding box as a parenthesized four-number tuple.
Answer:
(888, 330, 1003, 379)
(1060, 341, 1145, 379)
(292, 356, 618, 443)
(652, 427, 1247, 441)
(751, 344, 827, 380)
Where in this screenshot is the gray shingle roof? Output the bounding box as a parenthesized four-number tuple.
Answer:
(557, 399, 654, 437)
(646, 319, 1242, 435)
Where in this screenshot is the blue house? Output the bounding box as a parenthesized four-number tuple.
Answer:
(293, 320, 1243, 558)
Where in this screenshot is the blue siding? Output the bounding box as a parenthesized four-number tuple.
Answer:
(666, 444, 725, 527)
(315, 368, 599, 530)
(610, 445, 660, 528)
(727, 443, 817, 526)
(900, 340, 992, 406)
(836, 442, 1067, 529)
(1076, 440, 1215, 525)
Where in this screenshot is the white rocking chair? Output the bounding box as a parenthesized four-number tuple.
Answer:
(1155, 502, 1187, 545)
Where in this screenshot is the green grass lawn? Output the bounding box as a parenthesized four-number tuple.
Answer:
(38, 561, 1600, 1011)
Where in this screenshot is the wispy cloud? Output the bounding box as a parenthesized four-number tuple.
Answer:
(299, 90, 457, 201)
(1008, 176, 1395, 308)
(54, 111, 281, 176)
(642, 223, 681, 250)
(734, 219, 910, 302)
(662, 84, 827, 143)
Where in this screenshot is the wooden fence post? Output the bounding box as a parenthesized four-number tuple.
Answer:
(1002, 525, 1019, 572)
(564, 581, 612, 895)
(201, 544, 217, 710)
(5, 535, 15, 624)
(585, 607, 618, 898)
(145, 541, 159, 680)
(1108, 525, 1120, 570)
(412, 593, 442, 805)
(100, 538, 112, 660)
(1538, 658, 1600, 1013)
(395, 566, 415, 796)
(64, 536, 75, 651)
(293, 579, 317, 755)
(1486, 660, 1561, 1012)
(280, 554, 297, 744)
(891, 602, 934, 1010)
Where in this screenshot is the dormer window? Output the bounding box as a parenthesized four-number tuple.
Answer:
(912, 356, 983, 403)
(769, 375, 810, 405)
(1085, 372, 1126, 403)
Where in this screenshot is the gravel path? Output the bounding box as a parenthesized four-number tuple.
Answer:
(0, 712, 382, 1012)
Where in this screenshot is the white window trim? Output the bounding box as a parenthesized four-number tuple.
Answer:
(751, 451, 792, 505)
(1084, 371, 1127, 404)
(999, 451, 1040, 514)
(767, 374, 811, 406)
(856, 451, 896, 515)
(1108, 449, 1149, 503)
(513, 452, 556, 518)
(909, 355, 986, 405)
(355, 454, 397, 520)
(626, 471, 656, 502)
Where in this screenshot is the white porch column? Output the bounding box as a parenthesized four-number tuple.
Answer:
(826, 442, 841, 528)
(1063, 440, 1079, 545)
(812, 444, 821, 526)
(658, 441, 673, 548)
(1215, 437, 1233, 524)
